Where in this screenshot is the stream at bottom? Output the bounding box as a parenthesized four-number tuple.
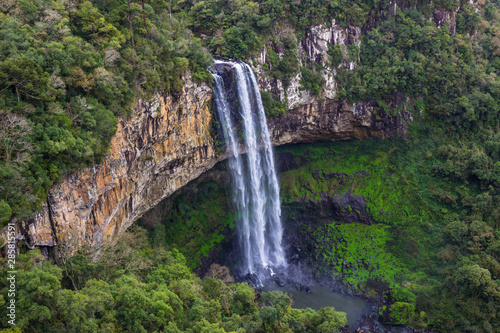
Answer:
(260, 283, 374, 327)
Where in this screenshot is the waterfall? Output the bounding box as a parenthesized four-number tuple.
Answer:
(211, 60, 286, 275)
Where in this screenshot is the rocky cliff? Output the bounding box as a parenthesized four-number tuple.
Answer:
(252, 19, 361, 109)
(7, 91, 410, 250)
(14, 74, 220, 249)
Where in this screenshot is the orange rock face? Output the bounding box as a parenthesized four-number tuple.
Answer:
(16, 75, 222, 248)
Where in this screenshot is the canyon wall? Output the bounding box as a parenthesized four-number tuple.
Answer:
(15, 74, 221, 248)
(9, 91, 410, 250)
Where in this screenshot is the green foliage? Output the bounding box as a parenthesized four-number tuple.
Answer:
(385, 302, 415, 325)
(312, 223, 406, 290)
(328, 44, 344, 68)
(140, 180, 235, 270)
(0, 0, 212, 223)
(263, 33, 299, 93)
(259, 306, 278, 326)
(300, 67, 323, 96)
(391, 286, 417, 303)
(0, 230, 346, 332)
(452, 263, 500, 299)
(279, 140, 429, 227)
(0, 200, 12, 227)
(278, 121, 500, 331)
(337, 8, 500, 132)
(261, 91, 287, 118)
(316, 307, 348, 333)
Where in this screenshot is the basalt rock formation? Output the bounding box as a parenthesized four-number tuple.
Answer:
(13, 74, 220, 249)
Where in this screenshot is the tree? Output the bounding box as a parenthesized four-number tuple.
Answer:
(259, 306, 278, 331)
(0, 58, 53, 103)
(205, 264, 234, 284)
(0, 112, 32, 162)
(230, 283, 257, 316)
(317, 307, 347, 332)
(453, 264, 500, 299)
(1, 252, 62, 330)
(260, 291, 292, 327)
(0, 200, 12, 226)
(73, 1, 125, 48)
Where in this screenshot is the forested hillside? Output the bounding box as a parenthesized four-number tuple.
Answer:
(0, 228, 347, 332)
(0, 0, 211, 225)
(1, 0, 500, 332)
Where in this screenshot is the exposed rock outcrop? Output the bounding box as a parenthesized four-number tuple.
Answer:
(269, 99, 411, 146)
(12, 74, 221, 248)
(252, 19, 362, 110)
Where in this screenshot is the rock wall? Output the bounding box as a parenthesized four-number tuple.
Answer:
(13, 74, 221, 248)
(11, 94, 410, 249)
(269, 99, 411, 146)
(252, 19, 362, 110)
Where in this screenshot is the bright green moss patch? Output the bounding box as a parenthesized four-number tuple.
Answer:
(278, 139, 447, 295)
(311, 222, 406, 290)
(279, 140, 425, 226)
(386, 302, 415, 325)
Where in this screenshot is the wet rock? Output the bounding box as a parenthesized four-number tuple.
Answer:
(244, 273, 260, 286)
(276, 151, 310, 173)
(273, 276, 286, 287)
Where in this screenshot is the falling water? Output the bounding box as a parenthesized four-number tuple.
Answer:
(211, 60, 286, 275)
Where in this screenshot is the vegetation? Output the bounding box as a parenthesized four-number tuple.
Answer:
(2, 0, 500, 332)
(261, 91, 287, 118)
(299, 67, 322, 97)
(140, 180, 235, 271)
(0, 228, 347, 332)
(277, 130, 500, 331)
(0, 0, 212, 226)
(336, 3, 500, 129)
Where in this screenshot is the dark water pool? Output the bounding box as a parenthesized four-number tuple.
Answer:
(261, 283, 375, 327)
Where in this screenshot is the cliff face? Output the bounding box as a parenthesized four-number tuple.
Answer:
(17, 74, 220, 248)
(6, 1, 464, 248)
(12, 93, 410, 249)
(252, 19, 361, 109)
(269, 98, 412, 146)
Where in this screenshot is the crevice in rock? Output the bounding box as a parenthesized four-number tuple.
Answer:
(46, 195, 59, 246)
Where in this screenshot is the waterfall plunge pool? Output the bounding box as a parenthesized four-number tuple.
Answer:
(260, 283, 374, 328)
(260, 283, 409, 332)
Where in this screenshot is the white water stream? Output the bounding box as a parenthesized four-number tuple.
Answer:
(211, 60, 286, 274)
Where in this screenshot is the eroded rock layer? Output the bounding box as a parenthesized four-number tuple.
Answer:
(15, 75, 220, 248)
(14, 92, 410, 249)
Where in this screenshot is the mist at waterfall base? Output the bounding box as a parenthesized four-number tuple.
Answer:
(210, 60, 385, 331)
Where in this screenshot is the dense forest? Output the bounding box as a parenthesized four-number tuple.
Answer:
(0, 228, 348, 332)
(1, 0, 500, 332)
